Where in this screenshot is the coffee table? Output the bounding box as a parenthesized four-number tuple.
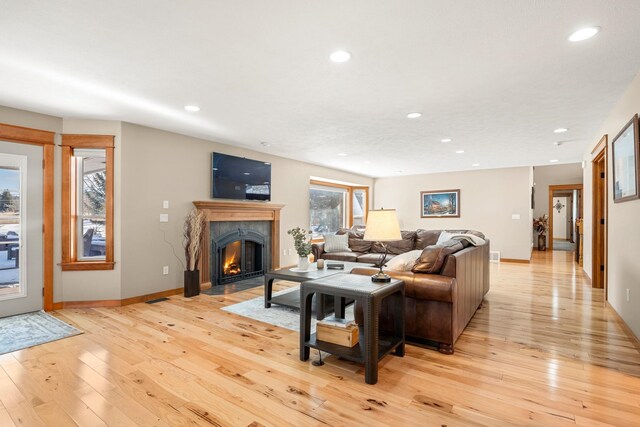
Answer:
(300, 273, 405, 385)
(264, 261, 373, 320)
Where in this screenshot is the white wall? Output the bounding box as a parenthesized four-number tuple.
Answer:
(552, 197, 568, 239)
(583, 70, 640, 339)
(374, 167, 533, 260)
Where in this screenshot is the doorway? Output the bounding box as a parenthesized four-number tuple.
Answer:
(592, 137, 607, 291)
(0, 142, 43, 317)
(548, 184, 583, 252)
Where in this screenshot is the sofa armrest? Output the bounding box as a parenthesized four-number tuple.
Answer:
(351, 268, 456, 303)
(312, 242, 326, 261)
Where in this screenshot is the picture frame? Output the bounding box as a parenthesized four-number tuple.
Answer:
(611, 114, 640, 203)
(420, 189, 460, 218)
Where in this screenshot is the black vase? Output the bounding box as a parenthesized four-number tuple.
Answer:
(184, 269, 200, 297)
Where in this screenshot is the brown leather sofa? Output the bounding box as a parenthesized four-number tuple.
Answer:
(312, 228, 490, 354)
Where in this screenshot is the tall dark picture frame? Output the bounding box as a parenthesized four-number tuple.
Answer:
(611, 113, 640, 203)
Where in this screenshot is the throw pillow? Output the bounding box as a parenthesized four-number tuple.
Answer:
(323, 233, 351, 253)
(449, 233, 486, 246)
(436, 231, 455, 245)
(385, 250, 422, 271)
(412, 240, 464, 274)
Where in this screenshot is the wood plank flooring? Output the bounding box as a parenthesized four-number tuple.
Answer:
(2, 250, 640, 426)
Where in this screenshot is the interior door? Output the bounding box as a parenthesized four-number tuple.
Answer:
(0, 141, 43, 317)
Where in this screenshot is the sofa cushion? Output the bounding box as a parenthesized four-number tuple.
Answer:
(337, 227, 372, 253)
(372, 230, 416, 255)
(321, 251, 362, 262)
(412, 240, 464, 274)
(415, 229, 442, 249)
(323, 234, 351, 253)
(356, 252, 395, 266)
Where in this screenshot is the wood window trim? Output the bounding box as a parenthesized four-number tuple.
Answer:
(0, 123, 55, 311)
(61, 134, 115, 271)
(309, 180, 370, 238)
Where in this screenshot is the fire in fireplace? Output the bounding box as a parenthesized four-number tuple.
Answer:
(222, 241, 242, 276)
(214, 228, 266, 285)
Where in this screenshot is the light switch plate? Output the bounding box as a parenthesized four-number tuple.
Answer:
(160, 213, 169, 222)
(511, 214, 521, 220)
(163, 200, 169, 209)
(163, 266, 169, 275)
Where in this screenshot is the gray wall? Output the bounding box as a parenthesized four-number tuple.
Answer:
(120, 123, 374, 299)
(583, 70, 640, 339)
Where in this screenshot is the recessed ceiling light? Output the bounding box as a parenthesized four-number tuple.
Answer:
(337, 153, 348, 157)
(554, 128, 568, 133)
(263, 162, 270, 165)
(184, 105, 200, 112)
(569, 27, 600, 42)
(407, 112, 422, 119)
(243, 172, 251, 175)
(330, 51, 351, 63)
(441, 138, 452, 143)
(550, 159, 559, 163)
(553, 141, 562, 146)
(472, 163, 480, 167)
(455, 150, 465, 154)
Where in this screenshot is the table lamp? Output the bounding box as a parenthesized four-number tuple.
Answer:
(363, 209, 402, 282)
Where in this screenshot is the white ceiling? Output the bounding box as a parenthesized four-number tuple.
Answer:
(1, 0, 640, 177)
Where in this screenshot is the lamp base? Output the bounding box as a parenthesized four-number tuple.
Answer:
(371, 272, 391, 283)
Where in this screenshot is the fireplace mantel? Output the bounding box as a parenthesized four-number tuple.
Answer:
(193, 200, 284, 286)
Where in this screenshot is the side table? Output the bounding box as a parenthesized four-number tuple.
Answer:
(299, 273, 405, 385)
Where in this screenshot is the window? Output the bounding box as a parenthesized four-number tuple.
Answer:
(75, 149, 107, 261)
(309, 180, 369, 238)
(61, 135, 114, 270)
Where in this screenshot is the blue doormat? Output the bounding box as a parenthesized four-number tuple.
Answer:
(0, 311, 82, 355)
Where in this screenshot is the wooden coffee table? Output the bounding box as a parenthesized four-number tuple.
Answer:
(264, 261, 373, 320)
(300, 273, 405, 385)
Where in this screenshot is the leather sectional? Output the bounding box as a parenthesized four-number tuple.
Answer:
(312, 228, 490, 354)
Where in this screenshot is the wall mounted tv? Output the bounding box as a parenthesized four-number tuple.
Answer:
(211, 152, 271, 201)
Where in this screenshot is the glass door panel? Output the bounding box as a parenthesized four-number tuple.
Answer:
(0, 158, 24, 300)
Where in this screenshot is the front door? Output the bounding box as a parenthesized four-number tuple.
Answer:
(0, 141, 43, 317)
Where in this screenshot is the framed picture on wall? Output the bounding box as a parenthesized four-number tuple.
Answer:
(420, 189, 460, 218)
(612, 113, 640, 203)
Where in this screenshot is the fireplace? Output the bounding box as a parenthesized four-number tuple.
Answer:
(213, 227, 267, 285)
(192, 200, 284, 288)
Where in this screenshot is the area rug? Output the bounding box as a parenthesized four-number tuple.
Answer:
(222, 287, 354, 333)
(0, 311, 82, 355)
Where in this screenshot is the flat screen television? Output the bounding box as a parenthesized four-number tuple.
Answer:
(211, 152, 271, 201)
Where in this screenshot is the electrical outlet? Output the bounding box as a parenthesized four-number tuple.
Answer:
(511, 214, 521, 220)
(160, 214, 169, 222)
(627, 288, 630, 302)
(163, 266, 169, 275)
(163, 200, 169, 209)
(283, 249, 287, 256)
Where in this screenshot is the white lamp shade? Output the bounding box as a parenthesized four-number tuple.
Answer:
(363, 209, 402, 242)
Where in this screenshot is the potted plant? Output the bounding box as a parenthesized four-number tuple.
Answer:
(287, 227, 312, 270)
(183, 208, 206, 297)
(533, 214, 549, 251)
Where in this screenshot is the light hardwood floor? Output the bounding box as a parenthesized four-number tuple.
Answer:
(2, 250, 640, 426)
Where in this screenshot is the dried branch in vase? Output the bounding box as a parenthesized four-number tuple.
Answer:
(184, 209, 207, 271)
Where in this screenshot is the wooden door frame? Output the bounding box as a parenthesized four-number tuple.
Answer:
(0, 123, 55, 311)
(548, 184, 583, 251)
(591, 135, 608, 294)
